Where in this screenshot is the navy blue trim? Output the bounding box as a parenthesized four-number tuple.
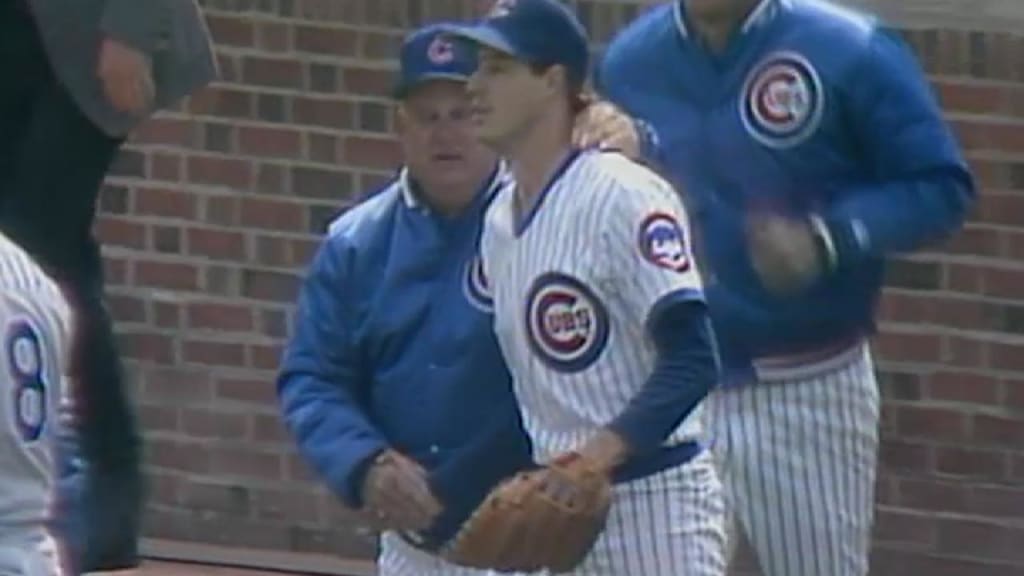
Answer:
(613, 440, 703, 483)
(514, 148, 583, 237)
(646, 287, 704, 333)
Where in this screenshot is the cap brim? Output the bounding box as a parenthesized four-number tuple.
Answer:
(393, 72, 472, 99)
(444, 23, 519, 57)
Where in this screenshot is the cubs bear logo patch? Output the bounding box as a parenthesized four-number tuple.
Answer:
(638, 212, 690, 273)
(740, 51, 824, 149)
(525, 272, 609, 373)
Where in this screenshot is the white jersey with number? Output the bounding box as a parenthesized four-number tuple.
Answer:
(0, 232, 72, 548)
(480, 148, 706, 463)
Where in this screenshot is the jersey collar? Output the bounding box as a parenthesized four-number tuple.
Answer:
(673, 0, 784, 41)
(398, 159, 509, 211)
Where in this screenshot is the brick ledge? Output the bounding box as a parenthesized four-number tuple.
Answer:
(141, 539, 376, 576)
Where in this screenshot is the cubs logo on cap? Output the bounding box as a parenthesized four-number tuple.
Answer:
(393, 23, 478, 98)
(525, 272, 609, 373)
(740, 51, 824, 149)
(426, 35, 455, 64)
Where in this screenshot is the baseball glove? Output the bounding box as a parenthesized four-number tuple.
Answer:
(441, 451, 613, 574)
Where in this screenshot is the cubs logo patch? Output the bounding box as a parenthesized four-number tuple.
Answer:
(740, 52, 824, 149)
(487, 0, 516, 18)
(462, 255, 493, 312)
(525, 272, 609, 373)
(427, 36, 454, 64)
(638, 212, 690, 272)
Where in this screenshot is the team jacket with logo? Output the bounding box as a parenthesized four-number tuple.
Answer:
(276, 164, 533, 550)
(598, 0, 975, 383)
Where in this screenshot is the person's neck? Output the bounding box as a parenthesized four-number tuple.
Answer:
(505, 114, 573, 214)
(416, 161, 497, 218)
(690, 0, 760, 53)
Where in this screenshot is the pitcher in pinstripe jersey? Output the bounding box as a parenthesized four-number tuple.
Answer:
(448, 1, 727, 573)
(0, 232, 73, 575)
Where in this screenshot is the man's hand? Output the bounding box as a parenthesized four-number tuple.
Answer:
(572, 100, 640, 159)
(361, 450, 443, 532)
(746, 213, 826, 295)
(575, 428, 630, 475)
(98, 37, 155, 114)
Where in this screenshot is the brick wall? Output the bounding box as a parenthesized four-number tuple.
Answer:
(102, 0, 1024, 573)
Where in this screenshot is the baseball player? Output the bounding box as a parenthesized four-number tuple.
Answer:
(0, 230, 74, 575)
(276, 24, 535, 576)
(447, 1, 727, 573)
(589, 1, 976, 575)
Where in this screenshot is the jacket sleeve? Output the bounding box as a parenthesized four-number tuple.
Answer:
(276, 237, 387, 508)
(100, 0, 170, 53)
(822, 28, 976, 266)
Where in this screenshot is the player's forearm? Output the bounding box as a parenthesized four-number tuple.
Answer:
(822, 170, 974, 266)
(606, 299, 718, 456)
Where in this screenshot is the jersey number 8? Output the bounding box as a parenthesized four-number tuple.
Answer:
(6, 320, 47, 443)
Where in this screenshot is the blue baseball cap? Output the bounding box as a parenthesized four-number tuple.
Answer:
(393, 23, 479, 99)
(445, 0, 590, 87)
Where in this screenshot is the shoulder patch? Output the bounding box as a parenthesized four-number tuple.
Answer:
(637, 212, 690, 273)
(740, 51, 824, 149)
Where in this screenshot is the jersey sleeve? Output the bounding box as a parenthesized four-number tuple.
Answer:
(597, 170, 705, 328)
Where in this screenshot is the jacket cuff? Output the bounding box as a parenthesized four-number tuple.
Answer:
(100, 0, 167, 53)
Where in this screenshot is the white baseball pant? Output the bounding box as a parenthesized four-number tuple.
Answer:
(709, 344, 879, 576)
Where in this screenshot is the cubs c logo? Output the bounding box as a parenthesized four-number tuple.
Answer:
(525, 272, 609, 373)
(487, 0, 516, 18)
(462, 255, 493, 312)
(740, 52, 824, 149)
(638, 212, 690, 272)
(427, 36, 454, 64)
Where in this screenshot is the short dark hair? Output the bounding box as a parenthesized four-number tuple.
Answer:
(528, 62, 594, 115)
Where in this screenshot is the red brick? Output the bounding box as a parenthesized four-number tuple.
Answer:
(179, 480, 250, 515)
(873, 509, 936, 548)
(187, 227, 247, 260)
(972, 414, 1024, 447)
(204, 195, 240, 227)
(153, 301, 181, 328)
(180, 408, 249, 440)
(107, 294, 147, 324)
(140, 367, 213, 404)
(257, 21, 291, 51)
(145, 472, 182, 508)
(935, 447, 1008, 481)
(240, 198, 306, 231)
(990, 342, 1024, 372)
(238, 126, 302, 158)
(250, 486, 323, 523)
(897, 478, 970, 514)
(94, 217, 147, 249)
(147, 439, 212, 474)
(294, 25, 357, 56)
(132, 118, 195, 147)
(342, 135, 401, 169)
(215, 377, 277, 406)
(251, 413, 289, 444)
(291, 96, 353, 130)
(150, 153, 183, 181)
(135, 187, 198, 219)
(896, 406, 968, 442)
(927, 371, 1000, 405)
(241, 56, 304, 89)
(208, 446, 283, 481)
(134, 261, 199, 291)
(979, 193, 1024, 227)
(873, 330, 943, 364)
(241, 269, 301, 302)
(182, 339, 247, 367)
(342, 66, 394, 95)
(187, 155, 253, 189)
(248, 343, 283, 371)
(879, 439, 932, 474)
(970, 485, 1024, 519)
(135, 404, 179, 433)
(117, 332, 175, 364)
(206, 14, 255, 47)
(187, 301, 254, 332)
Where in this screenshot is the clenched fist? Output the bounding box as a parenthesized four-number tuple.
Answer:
(98, 37, 154, 114)
(361, 449, 443, 532)
(747, 213, 831, 295)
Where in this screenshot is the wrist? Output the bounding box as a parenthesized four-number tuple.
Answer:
(808, 214, 838, 273)
(578, 428, 630, 474)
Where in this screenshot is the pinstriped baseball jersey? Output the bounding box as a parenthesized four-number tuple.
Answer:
(0, 232, 72, 547)
(481, 148, 705, 463)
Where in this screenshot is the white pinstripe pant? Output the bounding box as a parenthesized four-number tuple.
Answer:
(381, 451, 727, 576)
(568, 449, 727, 575)
(378, 531, 535, 576)
(708, 345, 879, 576)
